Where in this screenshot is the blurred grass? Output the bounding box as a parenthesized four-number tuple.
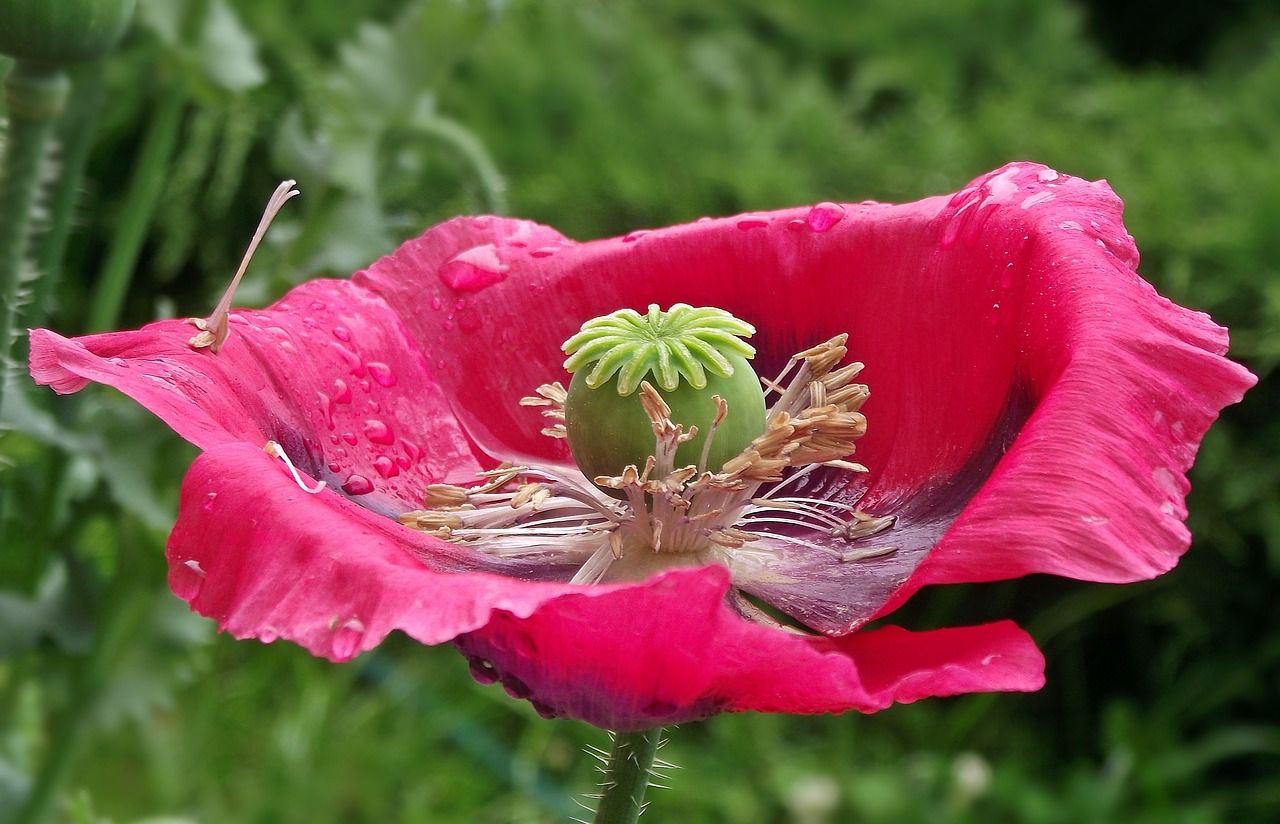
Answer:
(2, 0, 1279, 821)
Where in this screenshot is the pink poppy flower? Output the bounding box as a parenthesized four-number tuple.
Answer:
(29, 162, 1253, 731)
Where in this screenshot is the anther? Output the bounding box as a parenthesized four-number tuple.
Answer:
(190, 180, 300, 353)
(263, 440, 327, 494)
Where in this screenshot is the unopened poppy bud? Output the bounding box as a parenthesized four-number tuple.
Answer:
(0, 0, 136, 65)
(561, 304, 766, 485)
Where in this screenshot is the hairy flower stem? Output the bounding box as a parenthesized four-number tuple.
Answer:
(593, 728, 663, 824)
(0, 60, 68, 411)
(30, 62, 106, 327)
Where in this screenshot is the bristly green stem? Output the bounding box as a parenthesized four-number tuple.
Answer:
(592, 728, 663, 824)
(29, 61, 105, 328)
(0, 60, 69, 413)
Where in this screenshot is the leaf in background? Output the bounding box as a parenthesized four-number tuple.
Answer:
(197, 0, 266, 92)
(0, 560, 94, 657)
(89, 589, 213, 731)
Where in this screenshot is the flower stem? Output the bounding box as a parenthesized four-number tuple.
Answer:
(0, 59, 68, 412)
(29, 61, 106, 327)
(592, 728, 663, 824)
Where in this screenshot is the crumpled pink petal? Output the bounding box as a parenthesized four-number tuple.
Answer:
(167, 443, 1041, 729)
(28, 162, 1254, 730)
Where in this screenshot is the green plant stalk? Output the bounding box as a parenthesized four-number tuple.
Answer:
(593, 728, 663, 824)
(0, 60, 68, 412)
(29, 63, 105, 328)
(87, 76, 186, 332)
(418, 114, 508, 215)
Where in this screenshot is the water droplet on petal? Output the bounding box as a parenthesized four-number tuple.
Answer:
(622, 230, 650, 243)
(202, 492, 217, 512)
(786, 218, 807, 231)
(401, 439, 422, 461)
(109, 357, 128, 368)
(806, 202, 845, 233)
(438, 244, 509, 292)
(327, 461, 341, 472)
(1038, 169, 1060, 183)
(366, 362, 396, 387)
(341, 432, 358, 446)
(395, 455, 411, 469)
(332, 326, 351, 342)
(431, 296, 443, 310)
(342, 474, 374, 495)
(331, 343, 365, 377)
(310, 300, 326, 311)
(530, 246, 558, 258)
(317, 392, 335, 430)
(469, 658, 499, 685)
(736, 216, 769, 230)
(373, 456, 399, 478)
(332, 379, 352, 403)
(363, 419, 395, 445)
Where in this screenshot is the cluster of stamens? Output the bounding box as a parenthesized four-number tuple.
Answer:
(399, 334, 896, 589)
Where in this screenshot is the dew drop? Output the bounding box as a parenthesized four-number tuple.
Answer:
(202, 492, 217, 512)
(310, 300, 327, 310)
(332, 326, 352, 342)
(443, 320, 454, 331)
(431, 296, 443, 310)
(331, 343, 365, 377)
(373, 456, 400, 479)
(786, 218, 807, 231)
(363, 419, 395, 445)
(1038, 169, 1060, 183)
(341, 432, 358, 446)
(622, 230, 650, 243)
(366, 362, 396, 387)
(530, 246, 558, 258)
(327, 461, 341, 472)
(805, 202, 845, 233)
(316, 392, 335, 430)
(736, 216, 768, 230)
(1020, 191, 1055, 210)
(342, 474, 374, 495)
(330, 618, 365, 659)
(401, 439, 422, 461)
(469, 658, 499, 685)
(109, 357, 128, 368)
(395, 455, 411, 469)
(332, 378, 352, 403)
(438, 244, 509, 292)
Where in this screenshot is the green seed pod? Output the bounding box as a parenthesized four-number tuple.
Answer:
(0, 0, 136, 65)
(562, 304, 766, 484)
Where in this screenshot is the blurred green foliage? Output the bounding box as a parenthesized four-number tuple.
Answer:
(2, 0, 1278, 821)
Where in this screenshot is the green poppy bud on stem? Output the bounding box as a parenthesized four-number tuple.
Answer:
(0, 0, 136, 65)
(562, 304, 766, 486)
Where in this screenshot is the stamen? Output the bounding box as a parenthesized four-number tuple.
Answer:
(697, 395, 728, 473)
(398, 327, 897, 631)
(189, 180, 300, 353)
(264, 441, 327, 494)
